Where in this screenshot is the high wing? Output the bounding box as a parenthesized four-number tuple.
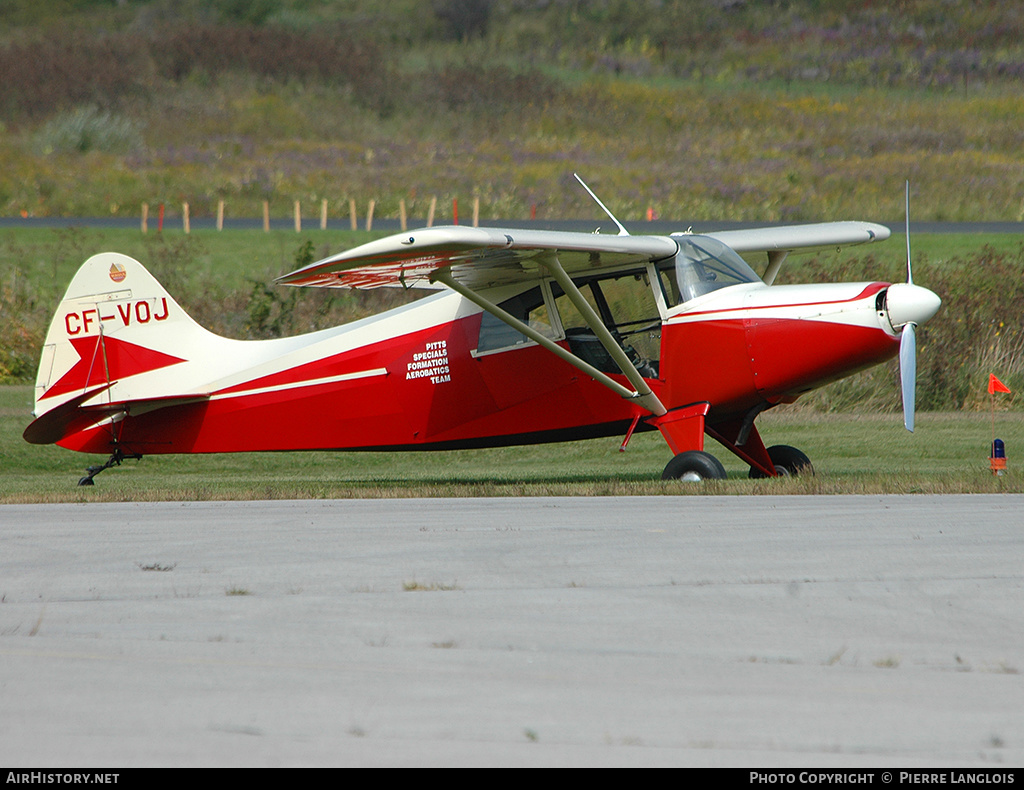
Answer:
(698, 220, 889, 254)
(275, 226, 679, 290)
(275, 221, 889, 290)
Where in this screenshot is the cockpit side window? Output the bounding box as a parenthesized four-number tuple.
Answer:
(674, 236, 762, 302)
(474, 267, 665, 376)
(550, 271, 663, 376)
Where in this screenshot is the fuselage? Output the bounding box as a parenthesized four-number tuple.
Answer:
(53, 276, 910, 457)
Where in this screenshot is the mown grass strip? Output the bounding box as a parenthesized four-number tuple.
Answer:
(3, 385, 1021, 502)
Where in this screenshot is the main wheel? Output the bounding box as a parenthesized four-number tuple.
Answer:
(748, 445, 814, 478)
(662, 450, 727, 482)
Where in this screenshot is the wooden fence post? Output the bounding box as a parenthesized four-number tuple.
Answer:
(473, 196, 480, 228)
(262, 201, 270, 232)
(400, 199, 407, 231)
(349, 199, 357, 231)
(183, 202, 190, 234)
(216, 200, 224, 231)
(141, 202, 148, 234)
(320, 198, 328, 230)
(366, 199, 375, 231)
(427, 196, 436, 227)
(294, 200, 301, 232)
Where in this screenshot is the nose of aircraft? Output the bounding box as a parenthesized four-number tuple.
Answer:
(885, 283, 941, 330)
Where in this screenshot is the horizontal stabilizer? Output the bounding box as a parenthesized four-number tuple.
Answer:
(23, 387, 113, 445)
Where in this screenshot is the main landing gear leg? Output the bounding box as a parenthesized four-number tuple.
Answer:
(78, 449, 143, 486)
(705, 418, 776, 477)
(651, 403, 728, 482)
(706, 416, 814, 478)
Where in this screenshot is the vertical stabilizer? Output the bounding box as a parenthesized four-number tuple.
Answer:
(26, 253, 212, 440)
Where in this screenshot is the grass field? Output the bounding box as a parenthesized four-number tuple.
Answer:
(4, 383, 1021, 503)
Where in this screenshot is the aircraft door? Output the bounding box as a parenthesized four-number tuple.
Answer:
(552, 271, 662, 379)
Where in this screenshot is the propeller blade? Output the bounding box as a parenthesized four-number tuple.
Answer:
(905, 180, 913, 285)
(900, 322, 917, 432)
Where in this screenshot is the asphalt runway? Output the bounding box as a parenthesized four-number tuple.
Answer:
(1, 496, 1022, 767)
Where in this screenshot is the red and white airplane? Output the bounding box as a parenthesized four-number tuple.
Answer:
(24, 182, 940, 485)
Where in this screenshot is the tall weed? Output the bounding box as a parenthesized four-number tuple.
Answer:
(920, 246, 1024, 411)
(33, 107, 142, 155)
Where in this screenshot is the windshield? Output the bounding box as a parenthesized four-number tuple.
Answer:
(674, 235, 762, 302)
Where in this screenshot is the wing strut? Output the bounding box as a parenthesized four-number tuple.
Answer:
(537, 253, 666, 416)
(431, 266, 667, 418)
(762, 250, 788, 286)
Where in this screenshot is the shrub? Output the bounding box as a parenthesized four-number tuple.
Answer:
(0, 34, 150, 118)
(423, 61, 560, 117)
(33, 106, 141, 155)
(432, 0, 493, 41)
(0, 23, 393, 119)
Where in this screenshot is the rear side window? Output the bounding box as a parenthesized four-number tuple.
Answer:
(476, 286, 555, 352)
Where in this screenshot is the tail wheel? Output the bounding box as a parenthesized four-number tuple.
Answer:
(749, 445, 814, 479)
(662, 450, 727, 482)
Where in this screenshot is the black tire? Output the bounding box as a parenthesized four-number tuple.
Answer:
(749, 445, 814, 479)
(662, 450, 727, 482)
